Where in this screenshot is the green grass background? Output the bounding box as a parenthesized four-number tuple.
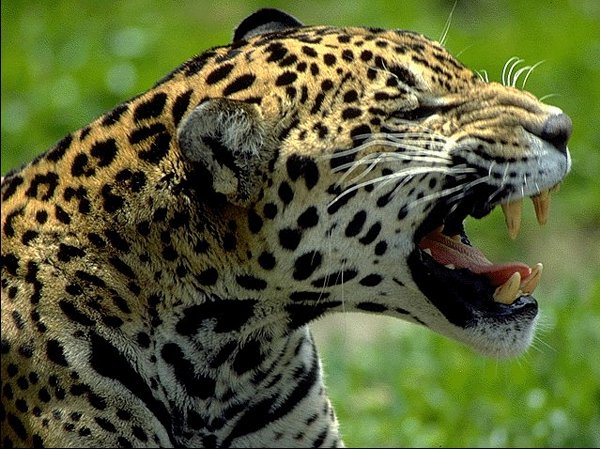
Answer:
(2, 0, 599, 447)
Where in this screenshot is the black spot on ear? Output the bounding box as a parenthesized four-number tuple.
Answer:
(233, 8, 303, 42)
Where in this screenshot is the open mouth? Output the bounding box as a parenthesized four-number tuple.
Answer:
(408, 183, 560, 328)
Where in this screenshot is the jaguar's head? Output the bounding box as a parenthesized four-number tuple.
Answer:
(176, 9, 571, 357)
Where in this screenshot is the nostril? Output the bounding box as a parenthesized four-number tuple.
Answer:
(540, 113, 572, 154)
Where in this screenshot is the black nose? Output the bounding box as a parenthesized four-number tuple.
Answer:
(540, 113, 572, 154)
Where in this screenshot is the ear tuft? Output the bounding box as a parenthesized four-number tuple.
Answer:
(177, 99, 270, 206)
(233, 8, 303, 42)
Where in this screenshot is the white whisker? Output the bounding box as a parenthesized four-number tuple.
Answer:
(439, 0, 458, 46)
(506, 58, 524, 87)
(329, 166, 477, 209)
(320, 133, 451, 163)
(487, 184, 506, 205)
(501, 56, 521, 86)
(333, 151, 453, 175)
(406, 175, 493, 211)
(520, 60, 545, 90)
(454, 44, 474, 59)
(539, 93, 560, 103)
(511, 65, 531, 88)
(475, 69, 489, 83)
(487, 160, 496, 178)
(332, 146, 457, 187)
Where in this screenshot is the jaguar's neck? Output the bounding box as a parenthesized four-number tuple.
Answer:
(150, 313, 343, 447)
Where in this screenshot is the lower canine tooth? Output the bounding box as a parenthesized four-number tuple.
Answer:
(532, 190, 551, 225)
(493, 272, 522, 304)
(521, 263, 543, 294)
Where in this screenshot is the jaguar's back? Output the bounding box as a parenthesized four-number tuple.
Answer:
(1, 8, 571, 448)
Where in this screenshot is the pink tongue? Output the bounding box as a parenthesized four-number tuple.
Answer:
(419, 230, 531, 287)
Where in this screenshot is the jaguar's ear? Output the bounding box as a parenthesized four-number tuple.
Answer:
(233, 8, 303, 41)
(177, 98, 271, 206)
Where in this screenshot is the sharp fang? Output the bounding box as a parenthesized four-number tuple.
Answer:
(423, 248, 432, 256)
(532, 190, 551, 225)
(521, 263, 543, 294)
(501, 199, 523, 240)
(493, 271, 522, 304)
(445, 264, 455, 269)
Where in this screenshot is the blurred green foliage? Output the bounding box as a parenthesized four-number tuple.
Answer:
(2, 0, 599, 447)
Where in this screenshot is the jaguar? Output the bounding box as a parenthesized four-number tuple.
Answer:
(1, 8, 572, 448)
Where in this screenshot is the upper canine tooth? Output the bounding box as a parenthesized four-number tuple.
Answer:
(501, 199, 523, 240)
(532, 190, 551, 225)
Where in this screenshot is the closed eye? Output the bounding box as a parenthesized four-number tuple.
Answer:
(392, 105, 439, 121)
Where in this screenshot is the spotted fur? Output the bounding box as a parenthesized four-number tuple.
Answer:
(1, 8, 571, 448)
